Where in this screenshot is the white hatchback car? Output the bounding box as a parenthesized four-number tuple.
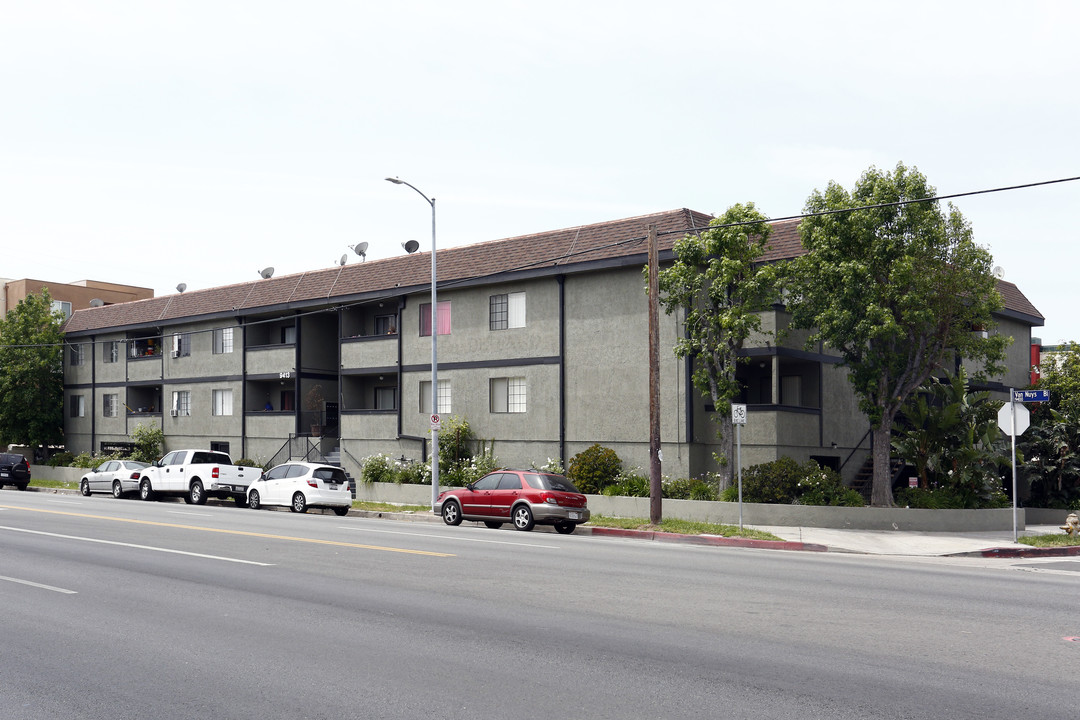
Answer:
(246, 462, 352, 515)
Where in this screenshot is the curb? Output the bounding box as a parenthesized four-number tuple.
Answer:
(587, 526, 829, 552)
(948, 545, 1080, 558)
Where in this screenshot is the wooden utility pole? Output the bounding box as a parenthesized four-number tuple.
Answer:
(647, 225, 662, 524)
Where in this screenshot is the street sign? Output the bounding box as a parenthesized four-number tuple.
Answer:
(997, 403, 1030, 436)
(430, 413, 442, 431)
(1012, 389, 1050, 403)
(731, 404, 747, 425)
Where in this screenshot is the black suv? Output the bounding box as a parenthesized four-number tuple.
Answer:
(0, 453, 31, 490)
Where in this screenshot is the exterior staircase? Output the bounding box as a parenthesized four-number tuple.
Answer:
(850, 456, 909, 504)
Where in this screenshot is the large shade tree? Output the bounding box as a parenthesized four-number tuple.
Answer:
(0, 289, 65, 451)
(656, 203, 774, 487)
(786, 163, 1008, 506)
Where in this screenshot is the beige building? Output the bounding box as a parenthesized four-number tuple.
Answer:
(2, 278, 153, 319)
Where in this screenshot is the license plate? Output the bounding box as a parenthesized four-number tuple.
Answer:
(0, 472, 8, 478)
(568, 511, 580, 520)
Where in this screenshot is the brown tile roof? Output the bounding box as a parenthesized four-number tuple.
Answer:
(62, 208, 1043, 334)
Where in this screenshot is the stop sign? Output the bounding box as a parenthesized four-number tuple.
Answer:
(998, 403, 1030, 436)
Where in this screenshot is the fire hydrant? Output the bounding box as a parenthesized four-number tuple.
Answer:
(1061, 513, 1080, 538)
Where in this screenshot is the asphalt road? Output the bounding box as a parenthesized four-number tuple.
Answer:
(2, 490, 1078, 719)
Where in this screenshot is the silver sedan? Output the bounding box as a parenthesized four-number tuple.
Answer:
(80, 460, 150, 498)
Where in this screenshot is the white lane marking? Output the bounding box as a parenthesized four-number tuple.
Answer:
(338, 525, 560, 549)
(167, 510, 214, 517)
(0, 525, 273, 566)
(0, 574, 78, 594)
(44, 499, 83, 505)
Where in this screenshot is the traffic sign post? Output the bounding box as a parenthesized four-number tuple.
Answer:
(732, 404, 747, 529)
(999, 389, 1047, 542)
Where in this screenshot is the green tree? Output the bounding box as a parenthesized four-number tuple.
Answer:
(0, 289, 65, 451)
(1019, 345, 1080, 507)
(1036, 341, 1080, 418)
(786, 163, 1008, 506)
(656, 203, 775, 486)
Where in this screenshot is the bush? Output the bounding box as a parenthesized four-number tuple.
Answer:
(130, 423, 164, 463)
(895, 485, 1010, 510)
(738, 457, 804, 504)
(47, 451, 74, 467)
(795, 467, 864, 507)
(396, 459, 431, 485)
(234, 458, 261, 468)
(360, 453, 397, 484)
(603, 469, 649, 497)
(530, 457, 565, 475)
(441, 452, 499, 487)
(567, 444, 622, 494)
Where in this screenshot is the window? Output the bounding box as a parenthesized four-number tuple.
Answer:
(281, 326, 296, 344)
(419, 380, 451, 414)
(375, 386, 397, 410)
(210, 441, 230, 455)
(490, 377, 527, 413)
(69, 395, 85, 418)
(69, 344, 84, 366)
(213, 327, 234, 354)
(212, 389, 233, 416)
(490, 292, 525, 330)
(171, 333, 191, 357)
(103, 394, 118, 418)
(103, 341, 119, 364)
(51, 300, 72, 319)
(375, 314, 397, 335)
(280, 390, 295, 412)
(419, 301, 451, 337)
(172, 390, 191, 417)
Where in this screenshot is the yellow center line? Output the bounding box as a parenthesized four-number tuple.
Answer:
(0, 505, 455, 557)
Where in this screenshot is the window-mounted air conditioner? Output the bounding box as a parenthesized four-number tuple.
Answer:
(172, 350, 181, 358)
(170, 409, 179, 417)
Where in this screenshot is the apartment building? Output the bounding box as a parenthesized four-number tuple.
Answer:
(60, 209, 1044, 482)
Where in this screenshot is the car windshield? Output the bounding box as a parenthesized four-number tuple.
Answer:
(524, 473, 581, 493)
(0, 453, 24, 465)
(313, 467, 347, 484)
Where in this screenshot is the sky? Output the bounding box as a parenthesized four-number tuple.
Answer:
(2, 1, 1078, 343)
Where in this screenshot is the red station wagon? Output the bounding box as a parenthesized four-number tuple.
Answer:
(434, 470, 590, 534)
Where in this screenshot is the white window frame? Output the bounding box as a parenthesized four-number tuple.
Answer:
(490, 292, 526, 331)
(490, 377, 527, 413)
(172, 333, 191, 358)
(212, 388, 233, 416)
(172, 390, 191, 417)
(69, 343, 84, 366)
(70, 395, 85, 418)
(419, 380, 451, 414)
(103, 341, 119, 364)
(213, 327, 234, 354)
(375, 386, 397, 410)
(102, 394, 118, 418)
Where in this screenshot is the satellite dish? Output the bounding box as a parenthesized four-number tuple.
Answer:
(89, 298, 105, 307)
(402, 240, 420, 254)
(993, 266, 1005, 279)
(258, 267, 274, 279)
(176, 283, 187, 293)
(337, 254, 348, 266)
(350, 242, 369, 261)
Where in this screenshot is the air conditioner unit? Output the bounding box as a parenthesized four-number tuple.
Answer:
(170, 409, 179, 417)
(172, 350, 181, 358)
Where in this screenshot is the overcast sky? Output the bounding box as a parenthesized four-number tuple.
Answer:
(2, 1, 1077, 343)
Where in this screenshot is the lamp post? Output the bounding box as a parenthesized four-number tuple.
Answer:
(386, 177, 440, 510)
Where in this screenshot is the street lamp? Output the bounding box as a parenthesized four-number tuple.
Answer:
(386, 177, 440, 510)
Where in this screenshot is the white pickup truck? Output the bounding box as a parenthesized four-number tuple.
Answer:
(137, 449, 253, 505)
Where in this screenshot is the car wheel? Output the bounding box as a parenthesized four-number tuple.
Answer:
(291, 492, 307, 513)
(17, 482, 29, 491)
(441, 500, 462, 526)
(112, 481, 123, 499)
(248, 490, 261, 510)
(554, 522, 576, 535)
(139, 478, 154, 501)
(483, 521, 503, 529)
(333, 506, 350, 516)
(512, 505, 535, 531)
(188, 481, 206, 505)
(80, 479, 91, 496)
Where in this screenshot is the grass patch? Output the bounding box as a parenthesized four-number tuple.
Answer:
(588, 514, 783, 541)
(1018, 533, 1080, 548)
(352, 501, 431, 513)
(30, 479, 78, 490)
